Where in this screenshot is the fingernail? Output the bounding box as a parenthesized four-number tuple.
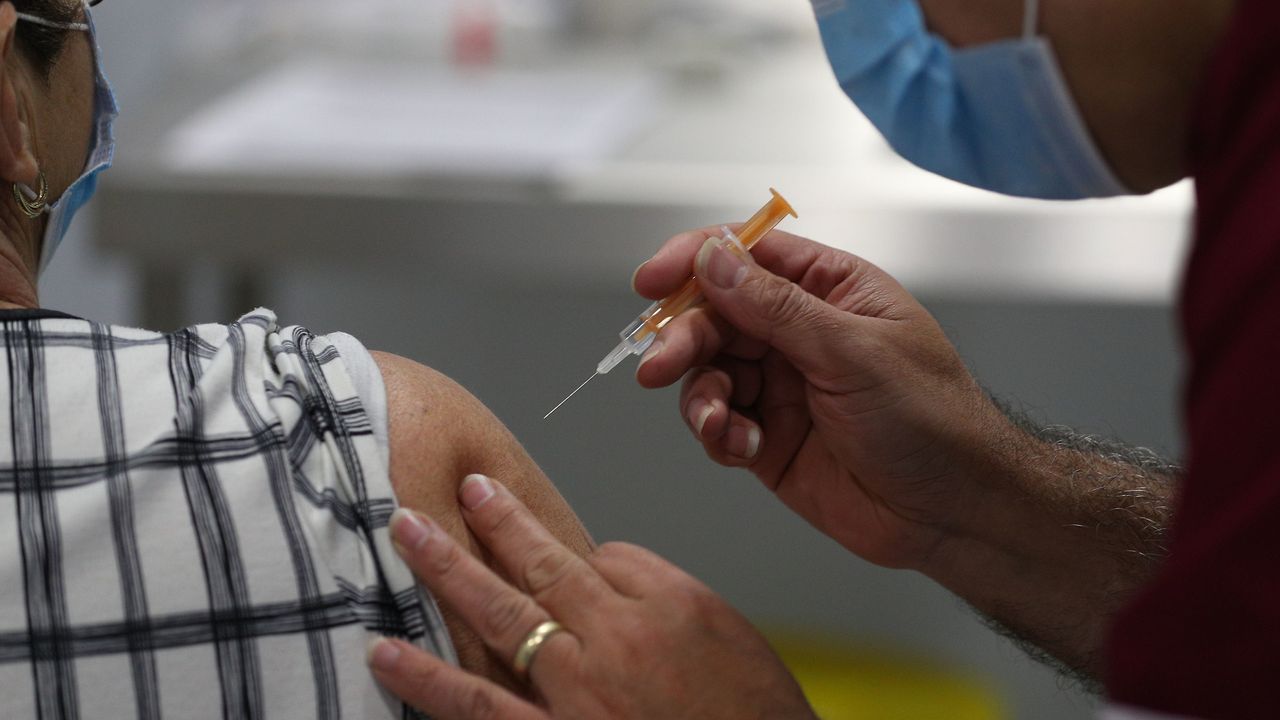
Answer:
(697, 238, 747, 289)
(630, 261, 647, 293)
(728, 425, 762, 460)
(746, 426, 761, 459)
(688, 399, 714, 437)
(367, 637, 401, 671)
(460, 474, 495, 510)
(637, 340, 663, 371)
(391, 508, 434, 551)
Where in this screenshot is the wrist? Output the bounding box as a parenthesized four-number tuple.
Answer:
(896, 387, 1036, 569)
(914, 406, 1042, 580)
(911, 407, 1170, 680)
(919, 409, 1115, 582)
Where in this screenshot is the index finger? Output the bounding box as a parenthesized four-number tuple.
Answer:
(389, 508, 568, 677)
(632, 227, 722, 300)
(633, 227, 832, 300)
(458, 475, 619, 629)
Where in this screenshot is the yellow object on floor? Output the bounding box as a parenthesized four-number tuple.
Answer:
(766, 631, 1006, 720)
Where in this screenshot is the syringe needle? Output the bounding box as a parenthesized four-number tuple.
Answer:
(544, 372, 599, 419)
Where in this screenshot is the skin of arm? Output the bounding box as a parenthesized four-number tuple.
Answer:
(372, 351, 594, 686)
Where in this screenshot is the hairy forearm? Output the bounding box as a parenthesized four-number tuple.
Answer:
(924, 401, 1179, 687)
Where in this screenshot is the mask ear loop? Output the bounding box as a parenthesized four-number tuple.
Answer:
(1022, 0, 1041, 39)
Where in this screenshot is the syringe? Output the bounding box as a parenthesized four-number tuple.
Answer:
(545, 189, 797, 419)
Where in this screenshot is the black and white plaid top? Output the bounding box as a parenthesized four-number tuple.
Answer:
(0, 308, 454, 719)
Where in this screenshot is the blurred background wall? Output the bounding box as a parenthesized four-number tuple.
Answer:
(42, 1, 1190, 717)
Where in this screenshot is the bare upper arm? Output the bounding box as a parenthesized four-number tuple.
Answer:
(370, 351, 593, 683)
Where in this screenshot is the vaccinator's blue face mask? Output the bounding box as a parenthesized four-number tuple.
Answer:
(16, 0, 119, 273)
(811, 0, 1130, 200)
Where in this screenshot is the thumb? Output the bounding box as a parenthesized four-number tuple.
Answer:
(694, 237, 857, 378)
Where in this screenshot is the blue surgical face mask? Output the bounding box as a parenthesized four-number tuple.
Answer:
(811, 0, 1129, 200)
(16, 1, 119, 273)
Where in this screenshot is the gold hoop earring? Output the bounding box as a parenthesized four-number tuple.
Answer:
(13, 171, 48, 219)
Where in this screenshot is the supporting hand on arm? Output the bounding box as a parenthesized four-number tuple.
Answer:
(369, 475, 816, 720)
(633, 228, 1177, 681)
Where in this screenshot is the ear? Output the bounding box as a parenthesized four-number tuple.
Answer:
(0, 2, 37, 186)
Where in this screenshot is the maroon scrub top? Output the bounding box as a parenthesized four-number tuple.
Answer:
(1107, 0, 1280, 716)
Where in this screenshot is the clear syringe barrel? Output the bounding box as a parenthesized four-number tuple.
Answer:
(597, 188, 798, 374)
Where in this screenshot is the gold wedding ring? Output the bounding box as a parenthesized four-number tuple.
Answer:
(512, 620, 564, 680)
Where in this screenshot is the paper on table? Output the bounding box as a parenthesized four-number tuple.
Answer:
(162, 57, 659, 179)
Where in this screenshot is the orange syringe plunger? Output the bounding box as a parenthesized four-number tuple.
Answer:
(597, 189, 798, 374)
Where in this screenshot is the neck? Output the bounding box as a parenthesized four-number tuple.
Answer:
(0, 210, 42, 310)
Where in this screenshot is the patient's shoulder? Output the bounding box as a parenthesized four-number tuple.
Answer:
(370, 351, 584, 530)
(369, 351, 592, 680)
(371, 350, 501, 502)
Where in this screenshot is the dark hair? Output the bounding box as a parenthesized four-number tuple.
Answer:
(11, 0, 82, 80)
